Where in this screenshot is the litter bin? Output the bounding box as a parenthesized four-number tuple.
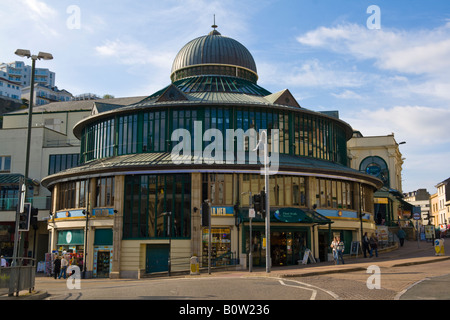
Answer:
(190, 256, 199, 275)
(434, 239, 445, 256)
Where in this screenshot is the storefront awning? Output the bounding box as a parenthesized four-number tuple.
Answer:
(241, 207, 333, 225)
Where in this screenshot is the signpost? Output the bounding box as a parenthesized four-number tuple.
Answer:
(413, 206, 421, 248)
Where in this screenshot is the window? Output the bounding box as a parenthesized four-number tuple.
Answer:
(56, 180, 87, 210)
(203, 173, 234, 206)
(48, 154, 79, 175)
(316, 178, 355, 210)
(0, 156, 11, 172)
(123, 174, 191, 239)
(95, 177, 115, 207)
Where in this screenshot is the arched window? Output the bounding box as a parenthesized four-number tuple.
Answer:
(359, 156, 389, 188)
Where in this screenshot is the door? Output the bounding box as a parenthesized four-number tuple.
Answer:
(146, 244, 169, 273)
(96, 251, 110, 278)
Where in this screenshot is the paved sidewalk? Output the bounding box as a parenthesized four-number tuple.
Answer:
(244, 239, 449, 278)
(1, 239, 447, 300)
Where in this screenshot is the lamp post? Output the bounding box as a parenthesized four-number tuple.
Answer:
(11, 50, 52, 267)
(14, 50, 53, 189)
(254, 130, 270, 273)
(162, 212, 172, 276)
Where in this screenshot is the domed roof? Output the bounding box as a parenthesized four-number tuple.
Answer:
(170, 27, 258, 83)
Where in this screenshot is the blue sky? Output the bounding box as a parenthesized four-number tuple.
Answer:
(1, 0, 450, 194)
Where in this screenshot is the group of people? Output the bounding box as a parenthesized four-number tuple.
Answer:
(330, 236, 345, 264)
(362, 232, 379, 258)
(52, 255, 70, 279)
(331, 232, 380, 264)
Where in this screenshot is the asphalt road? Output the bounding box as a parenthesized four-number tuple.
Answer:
(35, 258, 450, 301)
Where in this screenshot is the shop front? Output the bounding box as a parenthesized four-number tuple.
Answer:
(56, 229, 84, 269)
(202, 227, 232, 266)
(93, 229, 113, 278)
(242, 207, 332, 267)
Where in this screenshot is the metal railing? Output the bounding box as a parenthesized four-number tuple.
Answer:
(0, 257, 36, 297)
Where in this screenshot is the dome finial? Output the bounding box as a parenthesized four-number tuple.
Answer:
(209, 14, 221, 35)
(212, 14, 218, 30)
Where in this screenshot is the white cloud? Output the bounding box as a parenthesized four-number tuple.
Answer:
(258, 59, 369, 90)
(331, 90, 363, 100)
(345, 105, 450, 145)
(95, 38, 175, 68)
(296, 22, 450, 77)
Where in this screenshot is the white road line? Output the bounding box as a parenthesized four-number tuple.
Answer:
(277, 279, 340, 300)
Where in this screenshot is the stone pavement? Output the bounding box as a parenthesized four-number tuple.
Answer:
(245, 239, 449, 279)
(1, 239, 448, 300)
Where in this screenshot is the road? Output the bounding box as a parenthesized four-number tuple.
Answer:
(36, 258, 450, 301)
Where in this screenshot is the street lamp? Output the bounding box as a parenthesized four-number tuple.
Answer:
(14, 49, 53, 190)
(11, 49, 53, 268)
(162, 212, 172, 276)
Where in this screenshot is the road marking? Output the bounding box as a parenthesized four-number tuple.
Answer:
(277, 279, 340, 300)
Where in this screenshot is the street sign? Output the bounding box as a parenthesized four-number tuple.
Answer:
(413, 206, 421, 220)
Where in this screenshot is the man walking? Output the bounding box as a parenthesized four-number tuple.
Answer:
(59, 255, 69, 279)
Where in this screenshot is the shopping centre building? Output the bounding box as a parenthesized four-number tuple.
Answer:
(41, 26, 382, 278)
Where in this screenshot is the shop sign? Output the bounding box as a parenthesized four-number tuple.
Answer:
(211, 206, 234, 216)
(274, 207, 304, 223)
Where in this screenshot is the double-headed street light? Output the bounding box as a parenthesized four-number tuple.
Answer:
(11, 49, 53, 268)
(14, 49, 53, 186)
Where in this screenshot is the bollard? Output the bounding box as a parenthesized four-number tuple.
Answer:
(190, 256, 199, 275)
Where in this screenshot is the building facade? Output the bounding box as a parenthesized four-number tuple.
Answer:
(403, 189, 431, 227)
(41, 27, 382, 278)
(0, 97, 143, 263)
(0, 61, 55, 87)
(435, 178, 449, 232)
(347, 131, 413, 228)
(21, 84, 73, 106)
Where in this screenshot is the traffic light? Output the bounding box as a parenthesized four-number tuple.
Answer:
(252, 194, 261, 214)
(260, 191, 266, 218)
(201, 201, 210, 227)
(31, 207, 38, 228)
(18, 203, 31, 231)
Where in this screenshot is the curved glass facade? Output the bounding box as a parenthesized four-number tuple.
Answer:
(80, 106, 349, 166)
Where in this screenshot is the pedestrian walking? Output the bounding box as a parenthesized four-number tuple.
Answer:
(398, 228, 406, 247)
(330, 236, 339, 264)
(369, 233, 378, 257)
(53, 255, 61, 279)
(1, 255, 7, 267)
(59, 256, 69, 279)
(362, 232, 370, 258)
(336, 236, 345, 264)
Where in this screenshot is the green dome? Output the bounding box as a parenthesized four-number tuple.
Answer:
(170, 27, 258, 83)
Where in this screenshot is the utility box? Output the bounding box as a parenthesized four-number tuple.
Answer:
(190, 256, 199, 275)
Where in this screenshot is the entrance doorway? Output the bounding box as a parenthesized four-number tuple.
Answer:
(146, 244, 169, 273)
(96, 251, 110, 278)
(271, 231, 307, 266)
